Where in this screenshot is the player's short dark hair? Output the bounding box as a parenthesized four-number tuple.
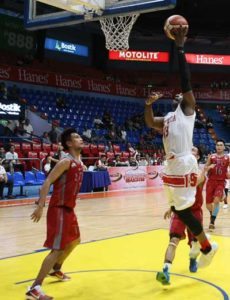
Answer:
(216, 139, 225, 145)
(61, 128, 77, 150)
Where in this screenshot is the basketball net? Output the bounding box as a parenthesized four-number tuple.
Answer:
(99, 14, 139, 50)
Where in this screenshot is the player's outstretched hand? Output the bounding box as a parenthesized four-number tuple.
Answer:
(172, 26, 188, 47)
(31, 206, 43, 222)
(145, 91, 163, 105)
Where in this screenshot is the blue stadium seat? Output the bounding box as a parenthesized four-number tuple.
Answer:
(25, 171, 38, 185)
(36, 171, 46, 184)
(6, 172, 13, 182)
(13, 172, 25, 186)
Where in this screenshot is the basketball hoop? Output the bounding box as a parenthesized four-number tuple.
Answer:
(99, 14, 139, 50)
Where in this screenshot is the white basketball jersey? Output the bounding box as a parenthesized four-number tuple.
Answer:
(163, 104, 195, 157)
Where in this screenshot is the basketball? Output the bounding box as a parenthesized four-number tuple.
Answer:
(164, 15, 189, 40)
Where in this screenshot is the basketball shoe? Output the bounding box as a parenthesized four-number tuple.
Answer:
(198, 242, 218, 268)
(25, 285, 53, 300)
(208, 223, 215, 232)
(156, 266, 170, 285)
(49, 269, 71, 281)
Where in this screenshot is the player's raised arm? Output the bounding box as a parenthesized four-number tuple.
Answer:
(144, 91, 164, 130)
(173, 27, 195, 116)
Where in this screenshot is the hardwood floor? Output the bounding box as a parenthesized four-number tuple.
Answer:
(0, 188, 229, 259)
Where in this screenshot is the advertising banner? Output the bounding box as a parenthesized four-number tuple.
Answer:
(108, 166, 164, 190)
(186, 53, 230, 66)
(0, 100, 25, 119)
(1, 63, 230, 100)
(45, 38, 89, 57)
(109, 50, 169, 62)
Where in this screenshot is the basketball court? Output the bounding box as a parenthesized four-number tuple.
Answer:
(0, 188, 230, 299)
(0, 1, 229, 299)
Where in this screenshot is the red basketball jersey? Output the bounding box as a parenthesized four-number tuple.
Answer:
(49, 158, 83, 208)
(192, 178, 206, 211)
(208, 154, 230, 181)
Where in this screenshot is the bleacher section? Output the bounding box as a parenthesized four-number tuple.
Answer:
(20, 87, 169, 146)
(1, 83, 219, 172)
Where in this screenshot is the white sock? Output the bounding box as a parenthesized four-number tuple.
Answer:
(163, 262, 172, 272)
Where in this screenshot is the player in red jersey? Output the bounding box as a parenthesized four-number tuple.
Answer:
(26, 128, 84, 300)
(205, 139, 230, 231)
(162, 146, 211, 278)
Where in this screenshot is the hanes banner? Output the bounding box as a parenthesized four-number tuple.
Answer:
(1, 63, 230, 100)
(186, 53, 230, 66)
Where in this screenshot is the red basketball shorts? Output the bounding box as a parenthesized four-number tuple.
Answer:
(170, 208, 203, 245)
(206, 180, 225, 204)
(44, 206, 80, 250)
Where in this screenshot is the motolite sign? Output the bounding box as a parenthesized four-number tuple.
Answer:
(109, 50, 169, 62)
(186, 54, 230, 66)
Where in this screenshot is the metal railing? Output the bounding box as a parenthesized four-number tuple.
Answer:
(1, 157, 43, 171)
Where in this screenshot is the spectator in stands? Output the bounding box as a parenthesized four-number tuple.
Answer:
(113, 154, 129, 167)
(0, 147, 5, 160)
(0, 158, 14, 199)
(23, 119, 34, 138)
(49, 142, 66, 171)
(105, 141, 113, 153)
(145, 154, 153, 166)
(42, 131, 51, 144)
(127, 142, 138, 157)
(82, 126, 92, 143)
(95, 154, 108, 170)
(48, 125, 58, 143)
(152, 153, 161, 165)
(121, 126, 127, 142)
(93, 114, 104, 128)
(15, 121, 26, 138)
(136, 154, 148, 166)
(102, 111, 114, 129)
(44, 156, 52, 175)
(0, 165, 7, 199)
(7, 120, 19, 135)
(5, 145, 25, 177)
(107, 126, 119, 143)
(129, 156, 138, 167)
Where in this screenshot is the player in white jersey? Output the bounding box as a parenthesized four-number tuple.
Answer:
(144, 27, 218, 285)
